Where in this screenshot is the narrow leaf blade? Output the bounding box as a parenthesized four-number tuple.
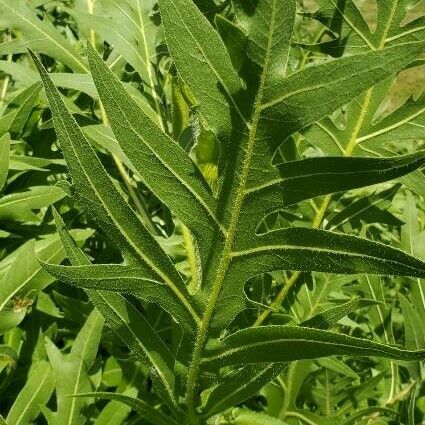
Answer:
(203, 326, 425, 368)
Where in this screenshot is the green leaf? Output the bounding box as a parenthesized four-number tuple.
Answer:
(88, 291, 178, 408)
(51, 208, 180, 408)
(40, 263, 198, 332)
(343, 407, 398, 425)
(9, 155, 65, 173)
(242, 152, 425, 230)
(4, 3, 424, 424)
(159, 0, 245, 140)
(214, 15, 247, 73)
(300, 298, 363, 329)
(226, 409, 290, 425)
(0, 112, 17, 138)
(0, 345, 17, 371)
(6, 361, 54, 425)
(30, 50, 200, 327)
(72, 392, 180, 425)
(4, 82, 42, 134)
(46, 310, 104, 425)
(248, 40, 425, 191)
(0, 230, 92, 318)
(326, 185, 402, 230)
(87, 45, 221, 260)
(52, 207, 193, 333)
(0, 186, 65, 222)
(400, 193, 425, 326)
(202, 326, 425, 368)
(0, 0, 87, 72)
(203, 363, 288, 418)
(72, 0, 160, 98)
(0, 309, 26, 335)
(204, 286, 363, 417)
(232, 228, 425, 278)
(232, 0, 295, 88)
(0, 133, 10, 191)
(400, 293, 425, 350)
(51, 207, 92, 267)
(93, 388, 137, 425)
(214, 227, 425, 328)
(82, 125, 133, 172)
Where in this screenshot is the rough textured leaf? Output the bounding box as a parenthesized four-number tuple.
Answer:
(203, 363, 288, 418)
(261, 40, 425, 139)
(242, 151, 425, 231)
(41, 262, 198, 332)
(51, 209, 180, 408)
(87, 45, 220, 260)
(159, 0, 245, 139)
(203, 326, 425, 368)
(30, 51, 199, 328)
(214, 227, 425, 328)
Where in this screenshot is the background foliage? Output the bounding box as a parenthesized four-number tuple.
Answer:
(1, 0, 425, 424)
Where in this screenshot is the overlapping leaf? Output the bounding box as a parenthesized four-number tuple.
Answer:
(159, 0, 246, 141)
(72, 392, 180, 425)
(0, 0, 87, 72)
(45, 310, 104, 425)
(87, 45, 221, 261)
(51, 209, 180, 408)
(0, 186, 64, 222)
(30, 51, 200, 330)
(6, 361, 54, 425)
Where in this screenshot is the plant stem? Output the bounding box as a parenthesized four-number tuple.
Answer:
(254, 193, 332, 326)
(182, 225, 200, 294)
(0, 71, 10, 109)
(254, 272, 300, 326)
(185, 0, 279, 417)
(87, 0, 96, 48)
(98, 102, 159, 235)
(0, 34, 12, 109)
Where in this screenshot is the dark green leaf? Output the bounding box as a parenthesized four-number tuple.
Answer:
(30, 51, 199, 328)
(203, 326, 425, 368)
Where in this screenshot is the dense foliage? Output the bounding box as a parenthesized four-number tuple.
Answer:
(1, 0, 425, 424)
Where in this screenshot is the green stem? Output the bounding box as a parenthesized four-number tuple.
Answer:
(254, 192, 332, 326)
(182, 225, 200, 294)
(0, 34, 12, 109)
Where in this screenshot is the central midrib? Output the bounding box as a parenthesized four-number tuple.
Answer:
(184, 2, 279, 422)
(202, 336, 414, 364)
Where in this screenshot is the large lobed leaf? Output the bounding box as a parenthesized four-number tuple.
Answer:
(18, 1, 425, 423)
